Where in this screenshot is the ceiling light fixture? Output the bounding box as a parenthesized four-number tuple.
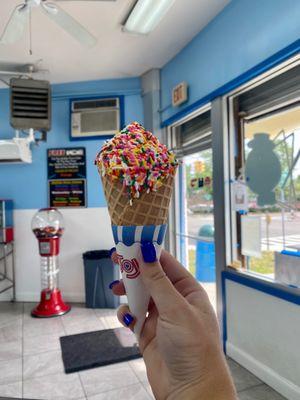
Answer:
(123, 0, 175, 35)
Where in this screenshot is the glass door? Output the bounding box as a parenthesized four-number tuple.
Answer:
(167, 106, 217, 309)
(183, 148, 216, 309)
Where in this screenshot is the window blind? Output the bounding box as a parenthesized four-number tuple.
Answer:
(173, 110, 212, 157)
(238, 64, 300, 118)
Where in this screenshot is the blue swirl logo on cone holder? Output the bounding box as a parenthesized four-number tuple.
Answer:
(111, 224, 167, 336)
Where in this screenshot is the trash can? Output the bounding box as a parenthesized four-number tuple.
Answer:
(195, 225, 215, 282)
(83, 250, 119, 308)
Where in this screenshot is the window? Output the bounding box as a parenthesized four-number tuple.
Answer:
(227, 61, 300, 288)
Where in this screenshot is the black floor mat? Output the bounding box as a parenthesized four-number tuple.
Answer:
(60, 328, 142, 373)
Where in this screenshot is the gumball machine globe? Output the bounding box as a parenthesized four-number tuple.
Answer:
(31, 208, 70, 317)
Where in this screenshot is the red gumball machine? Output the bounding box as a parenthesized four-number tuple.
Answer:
(31, 208, 70, 317)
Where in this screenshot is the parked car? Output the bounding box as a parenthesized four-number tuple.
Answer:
(189, 203, 213, 214)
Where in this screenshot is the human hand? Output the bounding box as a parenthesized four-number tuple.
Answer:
(110, 246, 237, 400)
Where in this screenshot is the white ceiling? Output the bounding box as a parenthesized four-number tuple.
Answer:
(0, 0, 230, 85)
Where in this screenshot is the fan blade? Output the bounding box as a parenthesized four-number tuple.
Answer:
(41, 2, 97, 47)
(0, 4, 29, 44)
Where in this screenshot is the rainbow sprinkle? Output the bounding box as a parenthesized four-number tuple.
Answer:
(95, 122, 178, 200)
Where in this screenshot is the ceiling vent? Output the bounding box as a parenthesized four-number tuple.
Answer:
(10, 78, 51, 132)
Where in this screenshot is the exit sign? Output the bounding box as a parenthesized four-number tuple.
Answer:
(172, 82, 188, 107)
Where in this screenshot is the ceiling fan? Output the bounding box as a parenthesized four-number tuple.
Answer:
(0, 0, 116, 48)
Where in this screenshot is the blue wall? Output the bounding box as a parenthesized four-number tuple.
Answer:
(0, 78, 143, 209)
(161, 0, 300, 125)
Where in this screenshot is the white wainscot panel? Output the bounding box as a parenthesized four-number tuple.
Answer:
(0, 208, 114, 302)
(226, 279, 300, 400)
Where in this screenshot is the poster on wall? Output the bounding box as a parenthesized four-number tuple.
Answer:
(47, 147, 87, 207)
(48, 179, 86, 208)
(47, 148, 86, 179)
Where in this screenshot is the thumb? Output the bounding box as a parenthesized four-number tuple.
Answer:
(139, 242, 186, 318)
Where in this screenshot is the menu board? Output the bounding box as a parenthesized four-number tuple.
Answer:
(48, 148, 86, 179)
(47, 148, 86, 208)
(48, 179, 86, 208)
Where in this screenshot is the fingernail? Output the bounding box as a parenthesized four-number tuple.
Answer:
(141, 242, 157, 263)
(123, 313, 134, 326)
(109, 280, 119, 289)
(109, 247, 116, 257)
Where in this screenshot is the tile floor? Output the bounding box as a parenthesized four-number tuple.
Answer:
(0, 302, 287, 400)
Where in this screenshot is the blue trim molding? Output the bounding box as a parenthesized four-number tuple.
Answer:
(221, 271, 228, 354)
(162, 39, 300, 127)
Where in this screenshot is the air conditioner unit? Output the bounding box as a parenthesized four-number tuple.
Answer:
(0, 131, 34, 164)
(71, 97, 120, 139)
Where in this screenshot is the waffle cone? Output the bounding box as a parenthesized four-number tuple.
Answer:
(100, 172, 175, 226)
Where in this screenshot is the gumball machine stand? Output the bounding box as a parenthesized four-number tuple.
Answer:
(31, 208, 70, 317)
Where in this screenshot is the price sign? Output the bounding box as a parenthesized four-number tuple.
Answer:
(48, 179, 86, 208)
(48, 148, 86, 179)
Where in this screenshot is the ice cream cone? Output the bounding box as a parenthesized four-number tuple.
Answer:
(95, 122, 178, 337)
(100, 173, 175, 226)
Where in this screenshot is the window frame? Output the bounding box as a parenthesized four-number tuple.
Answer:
(224, 54, 300, 292)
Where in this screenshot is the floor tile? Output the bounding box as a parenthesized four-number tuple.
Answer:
(94, 308, 122, 329)
(142, 382, 155, 399)
(129, 358, 148, 383)
(62, 315, 106, 335)
(61, 306, 106, 333)
(93, 308, 119, 318)
(0, 358, 22, 385)
(0, 301, 23, 312)
(238, 384, 287, 399)
(0, 302, 23, 328)
(23, 302, 36, 314)
(24, 332, 61, 356)
(102, 314, 123, 329)
(80, 362, 139, 397)
(0, 339, 22, 361)
(23, 372, 85, 400)
(61, 303, 94, 318)
(87, 383, 151, 400)
(0, 381, 22, 399)
(227, 358, 262, 392)
(63, 320, 106, 335)
(23, 315, 65, 338)
(0, 319, 22, 343)
(23, 350, 64, 380)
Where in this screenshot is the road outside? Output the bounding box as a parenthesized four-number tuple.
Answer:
(187, 212, 300, 250)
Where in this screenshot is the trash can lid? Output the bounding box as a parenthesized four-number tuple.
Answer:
(198, 224, 214, 238)
(82, 250, 111, 260)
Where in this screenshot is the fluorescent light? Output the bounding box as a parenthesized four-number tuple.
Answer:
(124, 0, 176, 35)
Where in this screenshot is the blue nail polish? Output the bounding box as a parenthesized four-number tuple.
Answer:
(109, 247, 116, 257)
(141, 242, 157, 263)
(109, 280, 119, 289)
(123, 313, 134, 326)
